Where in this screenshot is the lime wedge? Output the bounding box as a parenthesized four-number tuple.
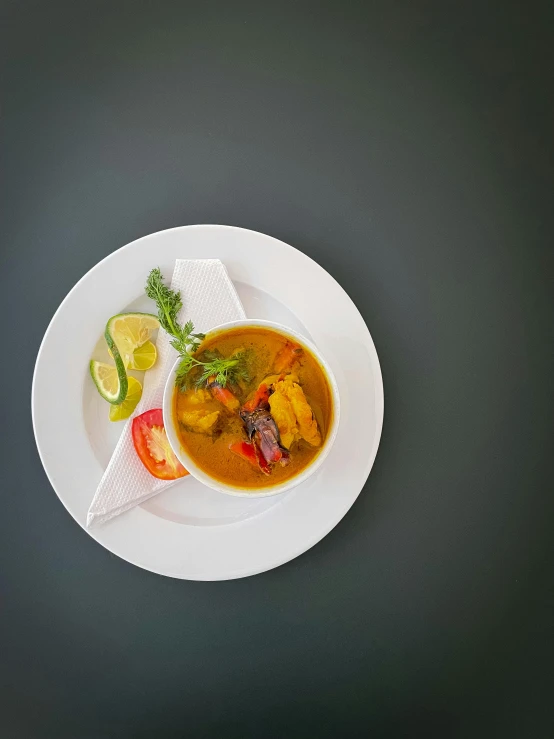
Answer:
(90, 360, 128, 404)
(128, 340, 157, 371)
(105, 312, 160, 368)
(109, 376, 143, 421)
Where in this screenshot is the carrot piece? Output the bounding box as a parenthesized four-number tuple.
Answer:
(207, 377, 240, 410)
(273, 341, 302, 373)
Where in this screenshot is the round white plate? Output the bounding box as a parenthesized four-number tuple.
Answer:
(32, 225, 384, 580)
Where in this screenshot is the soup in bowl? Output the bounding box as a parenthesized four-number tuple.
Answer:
(162, 320, 340, 497)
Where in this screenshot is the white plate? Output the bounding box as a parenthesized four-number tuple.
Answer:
(32, 225, 384, 580)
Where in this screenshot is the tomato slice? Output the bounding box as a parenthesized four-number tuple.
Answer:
(132, 409, 188, 480)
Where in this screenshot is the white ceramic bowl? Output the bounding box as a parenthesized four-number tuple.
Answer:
(162, 319, 341, 497)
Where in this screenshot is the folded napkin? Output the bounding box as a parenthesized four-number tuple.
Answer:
(87, 259, 246, 527)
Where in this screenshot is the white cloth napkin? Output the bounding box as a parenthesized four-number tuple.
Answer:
(87, 259, 246, 527)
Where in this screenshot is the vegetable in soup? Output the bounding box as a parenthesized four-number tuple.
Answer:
(173, 327, 332, 489)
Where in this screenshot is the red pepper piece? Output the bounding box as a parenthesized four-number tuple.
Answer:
(242, 383, 270, 413)
(229, 440, 271, 475)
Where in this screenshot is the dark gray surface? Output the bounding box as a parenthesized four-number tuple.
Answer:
(1, 1, 553, 737)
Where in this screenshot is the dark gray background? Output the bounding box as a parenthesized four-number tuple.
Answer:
(1, 1, 553, 737)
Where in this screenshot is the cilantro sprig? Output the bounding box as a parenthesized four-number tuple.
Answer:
(145, 268, 248, 390)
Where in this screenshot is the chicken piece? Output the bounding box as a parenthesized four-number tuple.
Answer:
(177, 388, 221, 434)
(260, 374, 281, 390)
(179, 409, 220, 434)
(260, 372, 299, 390)
(268, 389, 299, 449)
(272, 378, 321, 447)
(283, 373, 299, 384)
(186, 388, 211, 405)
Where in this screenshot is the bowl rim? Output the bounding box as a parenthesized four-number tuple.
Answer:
(162, 318, 341, 498)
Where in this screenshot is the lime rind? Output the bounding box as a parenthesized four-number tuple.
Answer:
(109, 376, 143, 421)
(90, 359, 128, 404)
(105, 313, 159, 360)
(102, 321, 130, 403)
(90, 312, 158, 405)
(105, 312, 159, 333)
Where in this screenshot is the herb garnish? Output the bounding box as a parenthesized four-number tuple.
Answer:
(145, 268, 248, 390)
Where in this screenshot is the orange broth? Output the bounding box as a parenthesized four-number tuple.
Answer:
(172, 326, 333, 489)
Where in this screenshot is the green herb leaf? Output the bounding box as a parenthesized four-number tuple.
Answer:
(145, 267, 248, 390)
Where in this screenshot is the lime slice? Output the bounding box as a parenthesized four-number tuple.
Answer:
(105, 312, 160, 368)
(109, 376, 143, 421)
(108, 340, 158, 370)
(128, 340, 157, 371)
(90, 360, 128, 404)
